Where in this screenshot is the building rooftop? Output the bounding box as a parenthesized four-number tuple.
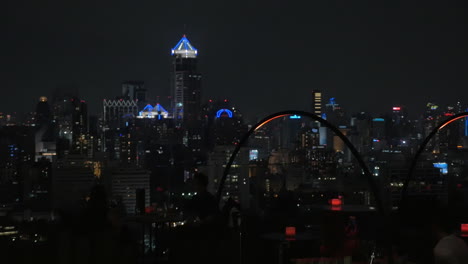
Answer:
(171, 35, 198, 58)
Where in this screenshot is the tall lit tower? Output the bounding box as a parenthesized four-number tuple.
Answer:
(311, 90, 323, 148)
(311, 90, 322, 118)
(35, 96, 51, 126)
(171, 35, 202, 126)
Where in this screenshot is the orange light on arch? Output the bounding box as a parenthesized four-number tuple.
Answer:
(402, 112, 468, 203)
(255, 114, 290, 130)
(439, 115, 468, 130)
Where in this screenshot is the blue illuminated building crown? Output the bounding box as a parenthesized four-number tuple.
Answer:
(138, 103, 169, 120)
(171, 35, 198, 58)
(216, 109, 233, 118)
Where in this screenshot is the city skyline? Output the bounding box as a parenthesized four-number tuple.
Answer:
(3, 2, 468, 263)
(4, 1, 468, 120)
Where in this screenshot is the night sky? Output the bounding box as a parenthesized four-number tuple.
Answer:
(3, 1, 467, 121)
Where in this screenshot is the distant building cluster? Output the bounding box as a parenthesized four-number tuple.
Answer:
(1, 35, 467, 244)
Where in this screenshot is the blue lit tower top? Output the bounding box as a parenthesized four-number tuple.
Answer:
(171, 35, 198, 58)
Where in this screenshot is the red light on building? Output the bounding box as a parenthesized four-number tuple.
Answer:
(461, 224, 468, 237)
(444, 112, 455, 116)
(209, 99, 213, 103)
(145, 206, 155, 214)
(285, 226, 296, 238)
(457, 184, 463, 188)
(392, 107, 401, 111)
(156, 187, 164, 192)
(330, 198, 342, 206)
(331, 206, 342, 211)
(224, 99, 228, 102)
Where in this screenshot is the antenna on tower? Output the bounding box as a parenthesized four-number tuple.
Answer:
(183, 24, 187, 36)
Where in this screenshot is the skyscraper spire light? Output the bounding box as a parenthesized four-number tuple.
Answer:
(171, 35, 198, 58)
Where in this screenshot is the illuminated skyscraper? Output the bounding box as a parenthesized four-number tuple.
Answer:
(171, 35, 203, 161)
(103, 99, 138, 129)
(311, 90, 322, 118)
(201, 99, 247, 149)
(71, 98, 88, 154)
(311, 90, 323, 148)
(171, 35, 202, 125)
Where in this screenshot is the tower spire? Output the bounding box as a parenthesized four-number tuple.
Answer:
(171, 35, 198, 58)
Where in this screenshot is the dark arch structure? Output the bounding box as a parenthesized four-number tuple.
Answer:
(401, 112, 468, 203)
(216, 110, 385, 216)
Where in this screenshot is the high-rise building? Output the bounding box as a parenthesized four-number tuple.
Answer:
(71, 98, 88, 154)
(122, 81, 146, 109)
(103, 99, 138, 129)
(311, 90, 323, 150)
(171, 35, 203, 161)
(111, 168, 150, 215)
(24, 158, 52, 210)
(311, 90, 322, 119)
(35, 96, 51, 126)
(52, 155, 97, 209)
(202, 146, 250, 209)
(439, 106, 461, 151)
(202, 99, 247, 149)
(171, 35, 202, 125)
(32, 97, 57, 161)
(52, 96, 74, 156)
(35, 124, 56, 162)
(371, 117, 387, 151)
(423, 103, 440, 150)
(50, 95, 89, 157)
(350, 112, 372, 154)
(281, 115, 301, 149)
(249, 127, 273, 161)
(0, 126, 35, 206)
(324, 97, 348, 149)
(389, 106, 412, 147)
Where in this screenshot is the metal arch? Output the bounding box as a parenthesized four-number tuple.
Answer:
(216, 110, 385, 216)
(401, 112, 468, 204)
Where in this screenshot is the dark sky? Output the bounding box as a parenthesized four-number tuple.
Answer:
(3, 0, 467, 121)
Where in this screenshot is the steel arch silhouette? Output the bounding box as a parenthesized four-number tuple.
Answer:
(401, 112, 468, 203)
(216, 110, 385, 216)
